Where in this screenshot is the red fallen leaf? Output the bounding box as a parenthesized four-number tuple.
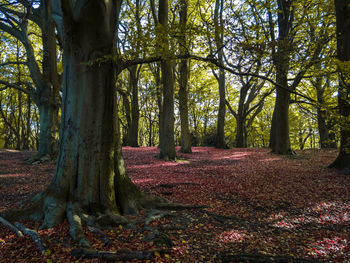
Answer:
(1, 147, 350, 262)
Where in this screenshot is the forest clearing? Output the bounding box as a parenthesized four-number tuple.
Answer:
(1, 147, 349, 262)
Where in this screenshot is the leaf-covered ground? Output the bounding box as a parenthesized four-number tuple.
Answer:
(0, 147, 349, 262)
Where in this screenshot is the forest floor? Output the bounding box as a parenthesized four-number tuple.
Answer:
(0, 147, 349, 262)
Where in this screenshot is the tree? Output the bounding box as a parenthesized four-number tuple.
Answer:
(268, 0, 294, 154)
(0, 0, 60, 160)
(2, 0, 163, 246)
(178, 0, 192, 153)
(330, 0, 350, 173)
(157, 0, 176, 160)
(213, 0, 226, 149)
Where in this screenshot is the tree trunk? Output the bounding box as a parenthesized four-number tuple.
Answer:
(269, 0, 293, 155)
(236, 115, 247, 148)
(235, 86, 247, 148)
(41, 0, 60, 158)
(313, 61, 337, 149)
(2, 0, 163, 246)
(129, 65, 140, 147)
(178, 0, 192, 153)
(330, 0, 350, 173)
(214, 0, 226, 149)
(158, 0, 176, 160)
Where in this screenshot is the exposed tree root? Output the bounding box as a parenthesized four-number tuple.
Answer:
(87, 226, 111, 246)
(14, 222, 49, 254)
(143, 210, 174, 226)
(0, 216, 23, 237)
(217, 253, 325, 263)
(70, 248, 172, 261)
(26, 154, 52, 165)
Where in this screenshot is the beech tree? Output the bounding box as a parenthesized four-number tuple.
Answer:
(213, 0, 226, 149)
(330, 0, 350, 173)
(178, 0, 192, 153)
(0, 0, 60, 160)
(2, 0, 165, 246)
(157, 0, 176, 160)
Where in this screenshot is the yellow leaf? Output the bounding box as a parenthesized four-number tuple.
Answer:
(154, 251, 161, 257)
(165, 254, 170, 258)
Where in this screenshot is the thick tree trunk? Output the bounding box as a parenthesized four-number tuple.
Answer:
(158, 0, 176, 160)
(1, 0, 163, 246)
(269, 0, 293, 155)
(178, 0, 192, 154)
(330, 0, 350, 173)
(235, 115, 247, 148)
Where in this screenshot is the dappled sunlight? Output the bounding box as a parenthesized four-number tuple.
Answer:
(220, 153, 252, 160)
(258, 157, 282, 162)
(308, 201, 350, 225)
(269, 201, 350, 231)
(217, 229, 248, 243)
(132, 178, 155, 184)
(306, 237, 348, 258)
(127, 160, 185, 170)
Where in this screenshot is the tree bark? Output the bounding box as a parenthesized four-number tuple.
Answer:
(129, 65, 140, 147)
(269, 0, 293, 154)
(316, 81, 337, 149)
(1, 0, 164, 246)
(214, 0, 226, 149)
(158, 0, 176, 160)
(178, 0, 192, 153)
(330, 0, 350, 173)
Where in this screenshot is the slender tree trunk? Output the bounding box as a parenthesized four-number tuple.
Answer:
(158, 0, 176, 160)
(129, 65, 139, 147)
(312, 61, 337, 148)
(178, 0, 192, 153)
(24, 94, 32, 149)
(330, 0, 350, 173)
(316, 89, 337, 149)
(214, 0, 226, 149)
(235, 87, 247, 148)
